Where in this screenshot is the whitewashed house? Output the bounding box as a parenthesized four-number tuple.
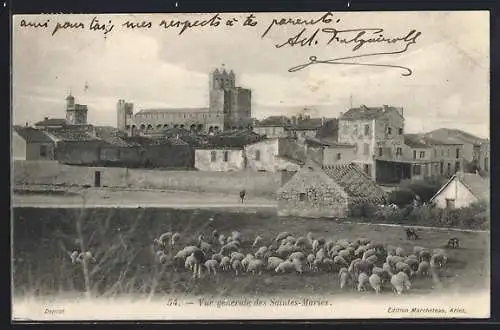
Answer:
(429, 172, 489, 209)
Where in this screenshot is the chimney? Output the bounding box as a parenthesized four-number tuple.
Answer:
(25, 122, 28, 127)
(44, 117, 49, 121)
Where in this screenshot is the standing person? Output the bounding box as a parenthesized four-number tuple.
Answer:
(239, 190, 246, 204)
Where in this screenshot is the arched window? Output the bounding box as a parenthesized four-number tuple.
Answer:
(163, 124, 169, 128)
(140, 124, 146, 130)
(147, 124, 153, 130)
(156, 124, 162, 129)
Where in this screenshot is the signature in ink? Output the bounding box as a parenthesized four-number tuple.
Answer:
(276, 27, 421, 76)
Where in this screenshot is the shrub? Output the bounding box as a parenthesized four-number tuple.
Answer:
(387, 188, 415, 208)
(399, 177, 447, 203)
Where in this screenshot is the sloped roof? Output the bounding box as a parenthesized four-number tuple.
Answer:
(460, 173, 490, 201)
(47, 129, 99, 142)
(305, 136, 355, 148)
(34, 118, 67, 126)
(340, 105, 403, 121)
(291, 118, 323, 130)
(254, 116, 292, 127)
(93, 126, 139, 147)
(404, 134, 432, 149)
(135, 107, 209, 115)
(322, 163, 387, 201)
(13, 127, 54, 143)
(430, 172, 490, 203)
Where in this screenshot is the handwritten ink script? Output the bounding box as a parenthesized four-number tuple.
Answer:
(18, 12, 422, 76)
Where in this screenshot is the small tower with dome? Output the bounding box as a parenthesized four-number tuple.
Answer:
(65, 90, 88, 125)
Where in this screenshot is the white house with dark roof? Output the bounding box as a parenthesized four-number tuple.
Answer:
(430, 171, 490, 209)
(12, 126, 56, 160)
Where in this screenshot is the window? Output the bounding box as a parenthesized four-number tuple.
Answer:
(398, 128, 403, 135)
(396, 147, 402, 156)
(455, 161, 460, 172)
(40, 145, 47, 158)
(387, 127, 392, 135)
(363, 143, 369, 155)
(413, 150, 417, 160)
(456, 148, 460, 159)
(223, 151, 229, 162)
(336, 153, 341, 160)
(440, 162, 444, 174)
(413, 164, 421, 175)
(210, 151, 216, 162)
(378, 148, 383, 157)
(299, 193, 307, 201)
(447, 162, 451, 174)
(445, 198, 456, 209)
(364, 124, 369, 136)
(255, 150, 261, 161)
(419, 151, 425, 159)
(434, 149, 437, 157)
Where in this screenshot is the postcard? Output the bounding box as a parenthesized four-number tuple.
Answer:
(11, 11, 490, 321)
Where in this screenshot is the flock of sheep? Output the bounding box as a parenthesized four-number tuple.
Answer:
(148, 228, 450, 295)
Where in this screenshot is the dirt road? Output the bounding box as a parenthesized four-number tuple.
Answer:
(12, 187, 277, 210)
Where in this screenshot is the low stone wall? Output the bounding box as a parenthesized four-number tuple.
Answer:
(12, 160, 281, 196)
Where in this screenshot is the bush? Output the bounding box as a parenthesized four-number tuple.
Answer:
(399, 177, 447, 203)
(387, 188, 415, 208)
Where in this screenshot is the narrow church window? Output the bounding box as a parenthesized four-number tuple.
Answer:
(223, 151, 229, 162)
(299, 193, 306, 201)
(337, 153, 342, 160)
(364, 124, 369, 136)
(211, 151, 216, 162)
(255, 150, 261, 161)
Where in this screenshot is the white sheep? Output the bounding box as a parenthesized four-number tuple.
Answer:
(158, 231, 172, 246)
(386, 245, 397, 256)
(369, 273, 382, 294)
(365, 255, 378, 265)
(218, 234, 227, 246)
(339, 268, 350, 289)
(70, 250, 79, 264)
(413, 245, 425, 256)
(255, 246, 268, 259)
(252, 235, 263, 249)
(288, 251, 306, 263)
(241, 254, 255, 270)
(357, 272, 370, 292)
(391, 271, 411, 295)
(267, 257, 284, 271)
(371, 266, 384, 277)
(307, 254, 316, 271)
(312, 239, 320, 253)
(294, 236, 310, 249)
(338, 249, 352, 261)
(204, 259, 219, 275)
(334, 255, 349, 268)
(219, 242, 240, 255)
(247, 259, 265, 275)
(275, 231, 290, 242)
(220, 256, 231, 271)
(211, 253, 223, 263)
(230, 252, 245, 263)
(395, 261, 411, 276)
(232, 259, 243, 276)
(231, 231, 241, 242)
(362, 248, 377, 261)
(417, 260, 430, 277)
(276, 244, 295, 259)
(395, 247, 406, 257)
(315, 248, 326, 261)
(77, 251, 96, 264)
(355, 245, 368, 258)
(171, 232, 181, 249)
(185, 254, 197, 271)
(275, 260, 296, 274)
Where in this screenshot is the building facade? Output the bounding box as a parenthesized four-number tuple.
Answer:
(244, 138, 304, 173)
(478, 140, 490, 173)
(338, 105, 405, 179)
(304, 137, 357, 167)
(430, 172, 489, 209)
(117, 67, 252, 135)
(194, 147, 246, 171)
(65, 93, 88, 125)
(12, 127, 56, 161)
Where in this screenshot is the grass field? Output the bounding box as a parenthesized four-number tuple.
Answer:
(12, 207, 490, 300)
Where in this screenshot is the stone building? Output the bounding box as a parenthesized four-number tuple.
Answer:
(277, 160, 387, 218)
(117, 67, 252, 135)
(195, 147, 246, 171)
(338, 104, 405, 180)
(65, 92, 88, 125)
(424, 128, 487, 163)
(420, 136, 465, 178)
(478, 140, 490, 173)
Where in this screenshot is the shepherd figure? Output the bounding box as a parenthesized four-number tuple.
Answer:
(239, 190, 246, 204)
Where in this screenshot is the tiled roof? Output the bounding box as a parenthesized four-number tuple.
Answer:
(93, 126, 138, 147)
(340, 105, 403, 120)
(460, 173, 490, 201)
(404, 134, 432, 149)
(305, 136, 354, 148)
(13, 127, 54, 143)
(135, 107, 209, 115)
(254, 116, 292, 127)
(290, 118, 323, 130)
(34, 118, 67, 126)
(322, 163, 387, 201)
(47, 129, 99, 142)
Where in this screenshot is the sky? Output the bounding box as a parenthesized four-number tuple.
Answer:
(12, 11, 489, 138)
